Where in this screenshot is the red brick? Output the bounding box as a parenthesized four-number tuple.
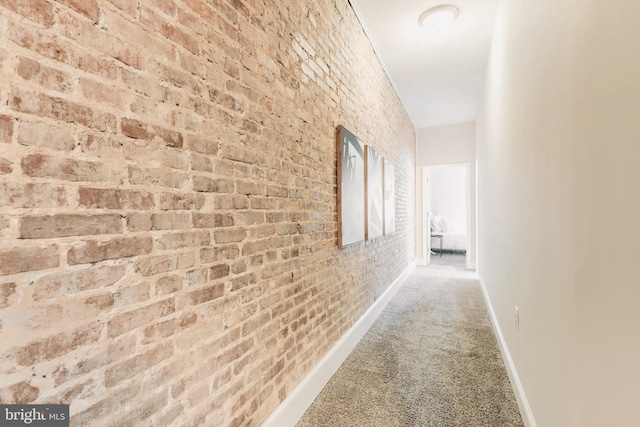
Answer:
(0, 158, 12, 174)
(180, 312, 198, 328)
(20, 214, 123, 238)
(65, 293, 115, 318)
(0, 115, 14, 143)
(158, 231, 210, 250)
(152, 212, 191, 230)
(251, 225, 277, 239)
(107, 298, 175, 337)
(57, 0, 99, 23)
(80, 78, 127, 108)
(0, 381, 39, 404)
(153, 126, 183, 148)
(209, 88, 246, 113)
(7, 21, 118, 80)
(264, 358, 285, 383)
(0, 0, 54, 26)
(114, 282, 150, 308)
(181, 0, 217, 23)
(193, 176, 234, 193)
(250, 197, 276, 210)
(68, 236, 153, 265)
(0, 283, 17, 308)
(52, 381, 90, 403)
(185, 268, 208, 286)
(193, 213, 234, 228)
(231, 274, 255, 291)
(187, 134, 218, 155)
(233, 163, 251, 179)
(139, 6, 199, 54)
(120, 117, 154, 139)
(17, 122, 75, 151)
(33, 264, 127, 300)
(79, 187, 154, 210)
(213, 195, 249, 210)
(215, 229, 247, 243)
(211, 158, 235, 176)
(0, 245, 59, 275)
(0, 182, 70, 208)
(233, 354, 252, 377)
(128, 166, 189, 189)
(221, 144, 257, 164)
(236, 212, 265, 225)
(119, 69, 160, 98)
(135, 252, 195, 276)
(112, 392, 168, 426)
(126, 213, 152, 232)
(152, 61, 204, 96)
(200, 245, 240, 263)
(57, 10, 143, 69)
(21, 154, 117, 182)
(147, 0, 176, 16)
(9, 305, 64, 331)
(155, 275, 183, 295)
(121, 118, 183, 148)
(13, 322, 102, 365)
(105, 0, 137, 16)
(159, 193, 205, 210)
(104, 344, 173, 387)
(250, 254, 264, 267)
(16, 57, 74, 93)
(142, 353, 198, 396)
(53, 335, 136, 386)
(210, 263, 230, 280)
(218, 339, 253, 365)
(232, 259, 247, 275)
(142, 318, 178, 344)
(184, 283, 225, 305)
(72, 384, 140, 425)
(101, 8, 177, 64)
(10, 88, 116, 132)
(124, 148, 184, 173)
(267, 185, 289, 198)
(191, 153, 213, 172)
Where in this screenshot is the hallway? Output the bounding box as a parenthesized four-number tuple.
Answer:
(297, 265, 523, 426)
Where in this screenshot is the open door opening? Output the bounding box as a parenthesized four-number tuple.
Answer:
(423, 164, 471, 268)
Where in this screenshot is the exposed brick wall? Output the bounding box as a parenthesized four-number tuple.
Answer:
(0, 0, 415, 425)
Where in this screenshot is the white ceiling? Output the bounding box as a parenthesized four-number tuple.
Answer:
(351, 0, 500, 129)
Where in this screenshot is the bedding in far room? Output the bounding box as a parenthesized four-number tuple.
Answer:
(430, 215, 467, 252)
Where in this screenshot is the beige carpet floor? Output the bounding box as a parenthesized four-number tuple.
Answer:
(297, 265, 524, 427)
(429, 252, 466, 268)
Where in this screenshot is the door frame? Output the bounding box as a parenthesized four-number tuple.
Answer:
(423, 168, 432, 265)
(422, 163, 471, 267)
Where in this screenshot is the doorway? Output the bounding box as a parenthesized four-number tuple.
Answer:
(423, 164, 471, 268)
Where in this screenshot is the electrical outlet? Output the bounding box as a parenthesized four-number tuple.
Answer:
(514, 306, 520, 331)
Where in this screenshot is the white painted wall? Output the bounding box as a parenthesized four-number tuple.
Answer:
(477, 0, 640, 426)
(416, 122, 476, 266)
(431, 166, 467, 235)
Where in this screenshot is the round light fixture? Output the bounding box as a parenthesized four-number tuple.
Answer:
(419, 5, 459, 34)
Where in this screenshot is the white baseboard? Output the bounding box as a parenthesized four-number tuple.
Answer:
(478, 277, 537, 427)
(417, 258, 427, 266)
(261, 260, 417, 427)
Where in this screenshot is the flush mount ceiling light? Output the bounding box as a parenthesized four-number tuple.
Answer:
(419, 5, 459, 34)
